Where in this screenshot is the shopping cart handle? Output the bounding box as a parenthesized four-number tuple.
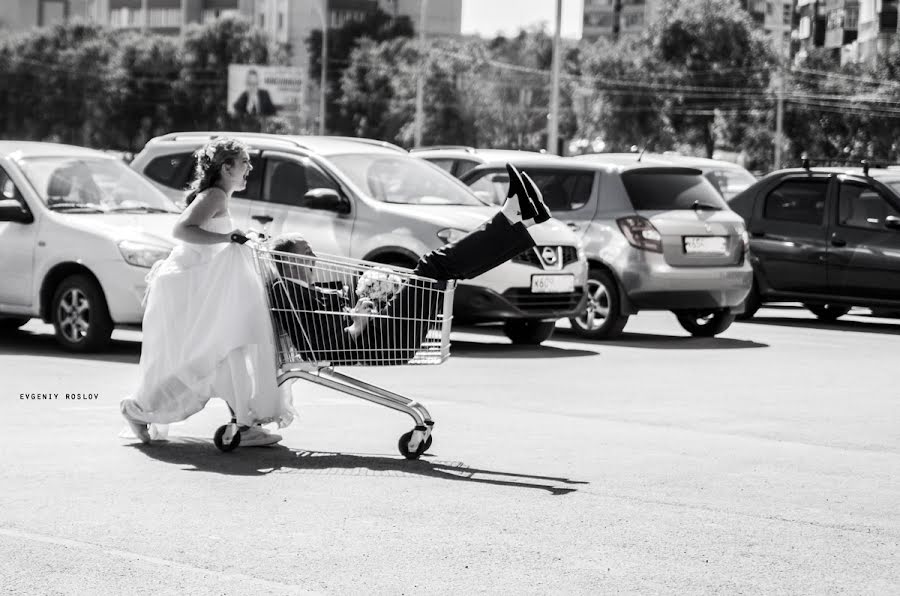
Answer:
(230, 233, 249, 244)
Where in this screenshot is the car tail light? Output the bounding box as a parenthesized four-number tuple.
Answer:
(616, 216, 662, 252)
(740, 230, 750, 254)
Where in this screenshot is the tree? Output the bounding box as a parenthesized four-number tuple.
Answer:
(651, 0, 774, 158)
(307, 9, 413, 135)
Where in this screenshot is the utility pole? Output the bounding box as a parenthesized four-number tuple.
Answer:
(141, 0, 149, 32)
(414, 0, 428, 147)
(547, 0, 562, 154)
(320, 0, 328, 135)
(774, 0, 786, 169)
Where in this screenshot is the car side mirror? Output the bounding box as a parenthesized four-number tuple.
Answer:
(0, 199, 33, 223)
(886, 215, 900, 231)
(302, 188, 349, 213)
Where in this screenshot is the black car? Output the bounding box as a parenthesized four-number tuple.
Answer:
(727, 162, 900, 320)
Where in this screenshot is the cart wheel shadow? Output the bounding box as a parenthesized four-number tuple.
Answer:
(131, 439, 586, 495)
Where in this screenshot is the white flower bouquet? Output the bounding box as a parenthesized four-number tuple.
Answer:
(354, 267, 403, 310)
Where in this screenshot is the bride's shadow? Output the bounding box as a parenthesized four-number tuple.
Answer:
(131, 439, 586, 496)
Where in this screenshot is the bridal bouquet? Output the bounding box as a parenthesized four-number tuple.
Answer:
(355, 267, 403, 310)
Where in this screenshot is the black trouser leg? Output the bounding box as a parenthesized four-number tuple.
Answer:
(414, 213, 535, 281)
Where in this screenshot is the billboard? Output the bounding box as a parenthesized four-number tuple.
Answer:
(227, 64, 305, 118)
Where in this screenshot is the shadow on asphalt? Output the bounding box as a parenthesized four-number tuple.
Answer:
(551, 329, 768, 350)
(131, 440, 587, 496)
(0, 329, 141, 363)
(742, 316, 900, 336)
(449, 340, 597, 358)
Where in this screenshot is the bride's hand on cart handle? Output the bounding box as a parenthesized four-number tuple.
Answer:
(229, 228, 249, 244)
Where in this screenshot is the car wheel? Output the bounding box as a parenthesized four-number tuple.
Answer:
(675, 309, 735, 337)
(568, 269, 628, 339)
(503, 319, 556, 345)
(51, 274, 114, 352)
(0, 316, 29, 333)
(805, 304, 851, 321)
(735, 280, 760, 321)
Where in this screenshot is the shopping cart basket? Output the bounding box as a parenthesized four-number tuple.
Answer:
(213, 236, 456, 459)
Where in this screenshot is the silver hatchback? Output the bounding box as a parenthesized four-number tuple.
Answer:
(459, 157, 753, 338)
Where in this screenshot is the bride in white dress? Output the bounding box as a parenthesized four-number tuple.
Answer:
(120, 138, 295, 446)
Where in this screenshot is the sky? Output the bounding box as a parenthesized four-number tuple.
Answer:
(460, 0, 584, 40)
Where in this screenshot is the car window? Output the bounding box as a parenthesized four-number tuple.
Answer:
(454, 160, 479, 177)
(467, 170, 507, 205)
(763, 179, 827, 225)
(704, 168, 756, 200)
(838, 181, 900, 230)
(0, 166, 25, 204)
(264, 158, 309, 205)
(524, 170, 594, 211)
(305, 159, 341, 194)
(425, 158, 455, 173)
(328, 153, 485, 206)
(143, 153, 192, 188)
(621, 168, 728, 210)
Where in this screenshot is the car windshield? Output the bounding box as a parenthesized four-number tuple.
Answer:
(621, 168, 729, 211)
(704, 168, 757, 200)
(327, 153, 486, 206)
(17, 156, 180, 213)
(880, 179, 900, 198)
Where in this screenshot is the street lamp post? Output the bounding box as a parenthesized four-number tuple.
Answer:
(320, 0, 328, 136)
(413, 0, 428, 148)
(547, 0, 562, 155)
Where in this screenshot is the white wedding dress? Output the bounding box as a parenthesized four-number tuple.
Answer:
(121, 214, 295, 432)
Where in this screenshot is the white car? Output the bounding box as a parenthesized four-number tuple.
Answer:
(132, 132, 588, 345)
(0, 142, 180, 351)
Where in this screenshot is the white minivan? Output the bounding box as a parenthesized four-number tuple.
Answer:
(132, 132, 588, 345)
(0, 141, 180, 351)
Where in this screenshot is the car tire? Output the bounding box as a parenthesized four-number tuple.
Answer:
(568, 269, 629, 339)
(0, 316, 30, 333)
(735, 280, 760, 320)
(51, 274, 114, 352)
(675, 309, 735, 337)
(804, 303, 851, 321)
(503, 319, 556, 345)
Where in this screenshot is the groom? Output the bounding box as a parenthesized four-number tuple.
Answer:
(267, 164, 552, 365)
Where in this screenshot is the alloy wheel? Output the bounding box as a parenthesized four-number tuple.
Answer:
(57, 288, 90, 344)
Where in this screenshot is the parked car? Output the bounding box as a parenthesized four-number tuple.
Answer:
(727, 162, 900, 321)
(411, 146, 554, 179)
(573, 152, 758, 201)
(457, 156, 753, 339)
(131, 133, 587, 345)
(0, 141, 181, 351)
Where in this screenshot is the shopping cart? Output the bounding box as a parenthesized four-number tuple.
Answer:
(213, 235, 456, 459)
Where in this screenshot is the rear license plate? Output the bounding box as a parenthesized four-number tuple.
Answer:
(531, 274, 575, 294)
(684, 236, 728, 255)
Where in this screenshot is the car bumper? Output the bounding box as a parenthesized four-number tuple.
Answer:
(620, 257, 753, 311)
(92, 259, 151, 324)
(452, 283, 587, 322)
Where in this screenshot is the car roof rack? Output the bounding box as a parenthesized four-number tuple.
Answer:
(409, 145, 476, 153)
(150, 131, 311, 151)
(799, 154, 900, 177)
(323, 136, 406, 153)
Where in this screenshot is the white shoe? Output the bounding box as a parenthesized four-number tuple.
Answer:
(120, 400, 151, 444)
(239, 425, 282, 447)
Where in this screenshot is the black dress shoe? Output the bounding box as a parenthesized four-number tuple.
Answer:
(506, 163, 538, 221)
(522, 172, 551, 223)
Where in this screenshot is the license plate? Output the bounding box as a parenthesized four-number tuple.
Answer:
(684, 236, 728, 255)
(531, 274, 575, 294)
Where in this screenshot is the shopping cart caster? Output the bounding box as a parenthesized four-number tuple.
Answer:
(398, 428, 433, 460)
(214, 423, 241, 452)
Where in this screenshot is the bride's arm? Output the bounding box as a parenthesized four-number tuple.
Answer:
(173, 188, 237, 245)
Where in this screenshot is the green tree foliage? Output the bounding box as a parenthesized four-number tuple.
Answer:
(306, 8, 413, 135)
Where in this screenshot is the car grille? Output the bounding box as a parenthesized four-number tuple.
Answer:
(502, 289, 584, 312)
(512, 246, 579, 269)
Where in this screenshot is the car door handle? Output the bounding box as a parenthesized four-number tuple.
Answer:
(252, 215, 273, 224)
(750, 231, 765, 238)
(566, 222, 579, 230)
(830, 233, 846, 247)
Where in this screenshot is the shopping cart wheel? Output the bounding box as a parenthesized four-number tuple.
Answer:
(398, 430, 432, 460)
(214, 424, 241, 452)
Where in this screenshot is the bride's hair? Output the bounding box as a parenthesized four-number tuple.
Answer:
(184, 137, 249, 206)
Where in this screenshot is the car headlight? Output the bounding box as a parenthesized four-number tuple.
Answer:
(437, 228, 468, 245)
(118, 240, 172, 268)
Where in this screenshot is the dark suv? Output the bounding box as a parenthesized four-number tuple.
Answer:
(728, 162, 900, 320)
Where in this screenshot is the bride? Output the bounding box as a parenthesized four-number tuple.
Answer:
(120, 137, 295, 446)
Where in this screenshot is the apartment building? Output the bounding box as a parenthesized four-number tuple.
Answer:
(796, 0, 897, 65)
